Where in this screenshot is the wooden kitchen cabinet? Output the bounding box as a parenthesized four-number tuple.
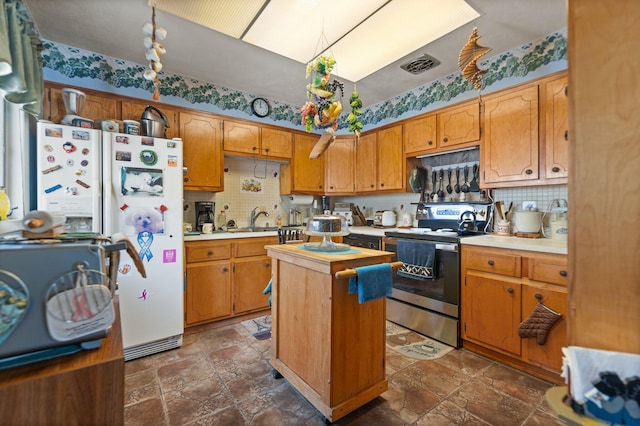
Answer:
(403, 100, 480, 156)
(325, 136, 355, 194)
(185, 241, 233, 325)
(404, 113, 437, 155)
(355, 132, 377, 193)
(232, 237, 273, 314)
(222, 119, 261, 156)
(260, 127, 293, 159)
(543, 75, 569, 179)
(184, 237, 274, 326)
(121, 100, 179, 139)
(483, 85, 540, 184)
(376, 124, 405, 191)
(180, 111, 224, 192)
(461, 245, 568, 383)
(438, 101, 481, 149)
(290, 133, 325, 193)
(44, 86, 118, 124)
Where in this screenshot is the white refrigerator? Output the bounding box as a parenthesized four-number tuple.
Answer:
(36, 122, 102, 233)
(36, 122, 184, 361)
(102, 132, 184, 361)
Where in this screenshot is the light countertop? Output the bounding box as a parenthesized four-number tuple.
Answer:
(184, 226, 568, 255)
(460, 235, 567, 255)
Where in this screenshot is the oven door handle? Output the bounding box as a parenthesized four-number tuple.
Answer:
(435, 243, 458, 252)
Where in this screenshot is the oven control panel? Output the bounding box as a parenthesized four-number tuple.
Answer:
(415, 202, 492, 221)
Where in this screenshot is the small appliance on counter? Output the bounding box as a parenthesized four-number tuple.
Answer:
(514, 208, 542, 237)
(195, 202, 215, 232)
(332, 202, 353, 226)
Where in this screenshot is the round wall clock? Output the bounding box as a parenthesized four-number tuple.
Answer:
(251, 97, 271, 118)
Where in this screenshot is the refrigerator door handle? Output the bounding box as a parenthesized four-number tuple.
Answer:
(182, 166, 188, 176)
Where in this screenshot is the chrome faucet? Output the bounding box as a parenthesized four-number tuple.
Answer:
(250, 207, 269, 229)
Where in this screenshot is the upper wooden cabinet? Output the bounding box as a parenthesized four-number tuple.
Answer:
(483, 85, 540, 184)
(44, 87, 118, 124)
(289, 133, 325, 194)
(543, 76, 569, 179)
(121, 100, 179, 139)
(223, 120, 292, 160)
(325, 136, 355, 194)
(404, 101, 480, 156)
(376, 125, 405, 191)
(481, 72, 568, 188)
(180, 111, 224, 192)
(355, 133, 377, 193)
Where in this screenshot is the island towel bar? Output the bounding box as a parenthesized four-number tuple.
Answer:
(334, 261, 404, 279)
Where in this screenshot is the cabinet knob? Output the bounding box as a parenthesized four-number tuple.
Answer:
(428, 140, 433, 145)
(564, 130, 569, 141)
(222, 266, 228, 272)
(330, 186, 334, 189)
(552, 167, 560, 173)
(370, 184, 375, 188)
(207, 250, 213, 256)
(525, 169, 533, 175)
(265, 262, 271, 268)
(535, 293, 542, 300)
(380, 183, 385, 187)
(487, 260, 495, 266)
(559, 270, 567, 277)
(507, 287, 514, 294)
(252, 146, 258, 152)
(442, 137, 448, 143)
(184, 177, 189, 182)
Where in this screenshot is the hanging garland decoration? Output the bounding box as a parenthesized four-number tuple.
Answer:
(347, 87, 364, 139)
(458, 27, 491, 91)
(142, 3, 167, 101)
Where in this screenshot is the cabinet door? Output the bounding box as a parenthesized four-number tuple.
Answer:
(233, 257, 271, 314)
(45, 87, 118, 124)
(262, 127, 293, 159)
(438, 101, 481, 148)
(180, 111, 224, 191)
(404, 114, 437, 155)
(483, 86, 539, 184)
(185, 261, 232, 325)
(223, 120, 260, 156)
(376, 125, 404, 191)
(463, 273, 522, 355)
(121, 100, 179, 139)
(355, 133, 377, 193)
(521, 283, 567, 372)
(292, 133, 325, 193)
(544, 76, 569, 179)
(325, 137, 355, 194)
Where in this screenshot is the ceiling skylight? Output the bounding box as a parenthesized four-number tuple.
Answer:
(156, 0, 480, 82)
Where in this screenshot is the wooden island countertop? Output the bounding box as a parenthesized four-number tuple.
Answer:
(266, 243, 393, 423)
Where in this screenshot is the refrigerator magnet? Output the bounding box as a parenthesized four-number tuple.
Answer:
(66, 159, 74, 166)
(45, 184, 63, 193)
(76, 179, 90, 189)
(46, 155, 55, 163)
(82, 148, 90, 155)
(140, 150, 158, 166)
(42, 165, 62, 174)
(115, 135, 129, 144)
(141, 137, 154, 146)
(115, 151, 132, 161)
(136, 231, 155, 261)
(44, 127, 63, 137)
(72, 130, 90, 140)
(62, 142, 76, 153)
(44, 144, 53, 152)
(167, 155, 177, 167)
(81, 160, 89, 167)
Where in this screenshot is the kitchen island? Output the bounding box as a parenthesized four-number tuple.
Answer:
(266, 243, 393, 423)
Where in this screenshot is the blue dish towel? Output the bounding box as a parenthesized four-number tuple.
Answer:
(397, 239, 436, 280)
(348, 263, 393, 304)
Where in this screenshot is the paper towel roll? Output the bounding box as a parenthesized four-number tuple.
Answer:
(289, 195, 314, 205)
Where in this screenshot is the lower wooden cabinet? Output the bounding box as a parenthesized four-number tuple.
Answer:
(461, 245, 568, 383)
(185, 237, 275, 326)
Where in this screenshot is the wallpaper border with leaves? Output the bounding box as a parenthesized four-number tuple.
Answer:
(41, 29, 566, 132)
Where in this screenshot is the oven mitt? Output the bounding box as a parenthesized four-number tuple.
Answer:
(518, 302, 562, 345)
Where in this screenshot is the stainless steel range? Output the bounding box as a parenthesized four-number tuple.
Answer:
(383, 201, 493, 348)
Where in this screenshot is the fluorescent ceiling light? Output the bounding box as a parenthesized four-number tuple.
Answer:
(156, 0, 480, 82)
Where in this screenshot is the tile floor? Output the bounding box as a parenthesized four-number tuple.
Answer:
(124, 315, 560, 425)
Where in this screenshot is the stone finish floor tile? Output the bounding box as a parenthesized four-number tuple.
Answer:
(124, 318, 559, 426)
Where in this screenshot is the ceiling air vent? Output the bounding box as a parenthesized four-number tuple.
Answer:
(400, 54, 441, 75)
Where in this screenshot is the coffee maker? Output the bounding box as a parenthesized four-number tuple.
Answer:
(195, 202, 215, 232)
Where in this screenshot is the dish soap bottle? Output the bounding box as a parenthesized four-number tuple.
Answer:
(0, 187, 10, 221)
(217, 210, 227, 231)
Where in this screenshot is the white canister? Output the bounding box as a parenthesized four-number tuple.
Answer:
(382, 211, 396, 227)
(201, 223, 214, 234)
(550, 220, 568, 240)
(514, 210, 542, 233)
(495, 220, 511, 235)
